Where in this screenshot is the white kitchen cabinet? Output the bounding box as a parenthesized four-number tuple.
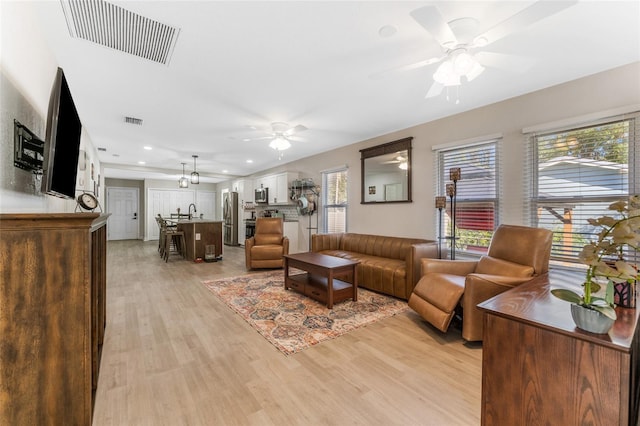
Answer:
(254, 172, 298, 205)
(274, 173, 289, 204)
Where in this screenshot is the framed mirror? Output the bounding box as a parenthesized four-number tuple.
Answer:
(360, 137, 412, 204)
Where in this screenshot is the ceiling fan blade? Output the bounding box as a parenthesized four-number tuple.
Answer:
(475, 1, 577, 47)
(425, 81, 444, 99)
(369, 56, 443, 80)
(284, 124, 307, 136)
(410, 5, 458, 48)
(475, 51, 535, 74)
(243, 136, 272, 142)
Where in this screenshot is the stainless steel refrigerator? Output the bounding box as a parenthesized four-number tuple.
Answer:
(223, 191, 239, 246)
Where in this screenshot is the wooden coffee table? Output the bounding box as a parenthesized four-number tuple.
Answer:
(283, 252, 359, 309)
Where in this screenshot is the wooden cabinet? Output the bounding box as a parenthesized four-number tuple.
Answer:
(0, 213, 109, 425)
(176, 220, 223, 261)
(478, 275, 640, 426)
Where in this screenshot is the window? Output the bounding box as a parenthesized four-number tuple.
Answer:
(526, 114, 639, 264)
(322, 168, 348, 233)
(435, 140, 500, 256)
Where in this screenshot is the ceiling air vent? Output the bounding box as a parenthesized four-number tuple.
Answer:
(125, 116, 143, 126)
(61, 0, 180, 65)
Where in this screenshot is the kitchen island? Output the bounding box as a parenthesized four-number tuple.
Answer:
(175, 219, 223, 261)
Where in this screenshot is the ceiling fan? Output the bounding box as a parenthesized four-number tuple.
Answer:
(378, 1, 577, 100)
(244, 122, 308, 151)
(381, 153, 409, 170)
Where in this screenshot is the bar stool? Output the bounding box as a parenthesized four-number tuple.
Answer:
(155, 214, 165, 256)
(163, 226, 186, 262)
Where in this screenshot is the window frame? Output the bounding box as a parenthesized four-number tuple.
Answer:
(321, 167, 348, 234)
(524, 112, 639, 265)
(434, 138, 501, 257)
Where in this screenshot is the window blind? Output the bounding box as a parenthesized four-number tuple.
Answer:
(322, 168, 348, 233)
(435, 140, 500, 254)
(525, 113, 639, 264)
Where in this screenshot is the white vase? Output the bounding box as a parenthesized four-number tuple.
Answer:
(570, 304, 615, 334)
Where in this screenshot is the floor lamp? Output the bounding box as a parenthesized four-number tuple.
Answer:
(447, 167, 461, 260)
(435, 196, 446, 259)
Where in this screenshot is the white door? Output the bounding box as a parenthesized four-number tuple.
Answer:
(106, 187, 139, 240)
(146, 189, 196, 240)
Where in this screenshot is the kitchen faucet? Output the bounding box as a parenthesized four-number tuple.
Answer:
(188, 203, 197, 220)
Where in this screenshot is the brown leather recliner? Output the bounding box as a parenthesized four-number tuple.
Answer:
(408, 224, 553, 341)
(245, 217, 289, 270)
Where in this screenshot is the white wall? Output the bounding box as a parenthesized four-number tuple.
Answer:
(0, 2, 103, 213)
(220, 62, 640, 242)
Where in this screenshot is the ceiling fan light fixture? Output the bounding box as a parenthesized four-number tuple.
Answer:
(466, 61, 485, 82)
(433, 51, 483, 87)
(269, 136, 291, 151)
(433, 60, 460, 86)
(453, 51, 474, 74)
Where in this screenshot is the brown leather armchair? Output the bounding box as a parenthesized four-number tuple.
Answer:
(245, 217, 289, 270)
(408, 224, 553, 341)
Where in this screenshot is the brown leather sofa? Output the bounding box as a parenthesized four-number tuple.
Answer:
(311, 233, 439, 300)
(408, 224, 553, 341)
(245, 217, 289, 269)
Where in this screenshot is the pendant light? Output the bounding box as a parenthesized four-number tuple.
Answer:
(179, 162, 188, 188)
(190, 155, 200, 184)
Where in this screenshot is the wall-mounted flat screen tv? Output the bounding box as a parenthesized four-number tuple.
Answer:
(42, 67, 82, 199)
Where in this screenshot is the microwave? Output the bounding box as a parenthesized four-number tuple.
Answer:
(255, 187, 269, 204)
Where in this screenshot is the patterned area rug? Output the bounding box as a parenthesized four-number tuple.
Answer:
(202, 271, 408, 355)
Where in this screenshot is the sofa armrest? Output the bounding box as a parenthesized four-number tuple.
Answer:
(408, 242, 439, 288)
(461, 273, 540, 341)
(282, 237, 290, 255)
(245, 237, 255, 268)
(311, 233, 343, 252)
(421, 258, 478, 276)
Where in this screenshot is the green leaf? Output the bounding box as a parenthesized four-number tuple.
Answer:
(591, 304, 617, 320)
(605, 280, 615, 305)
(551, 289, 583, 304)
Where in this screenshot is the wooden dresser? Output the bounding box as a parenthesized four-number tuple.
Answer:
(0, 213, 109, 425)
(478, 275, 639, 426)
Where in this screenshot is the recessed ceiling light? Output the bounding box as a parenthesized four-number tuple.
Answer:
(138, 161, 146, 165)
(222, 170, 228, 173)
(143, 146, 152, 150)
(242, 138, 251, 142)
(246, 159, 253, 163)
(378, 25, 397, 38)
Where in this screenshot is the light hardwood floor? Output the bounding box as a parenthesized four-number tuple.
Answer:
(93, 240, 483, 425)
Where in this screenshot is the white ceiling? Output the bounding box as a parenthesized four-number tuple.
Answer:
(30, 0, 640, 183)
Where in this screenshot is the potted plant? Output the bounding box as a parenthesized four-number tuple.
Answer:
(551, 195, 640, 334)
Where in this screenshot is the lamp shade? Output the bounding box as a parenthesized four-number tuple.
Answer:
(179, 163, 188, 188)
(269, 136, 291, 151)
(190, 155, 199, 184)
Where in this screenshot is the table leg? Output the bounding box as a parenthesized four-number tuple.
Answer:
(284, 257, 289, 290)
(353, 265, 358, 302)
(327, 270, 334, 309)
